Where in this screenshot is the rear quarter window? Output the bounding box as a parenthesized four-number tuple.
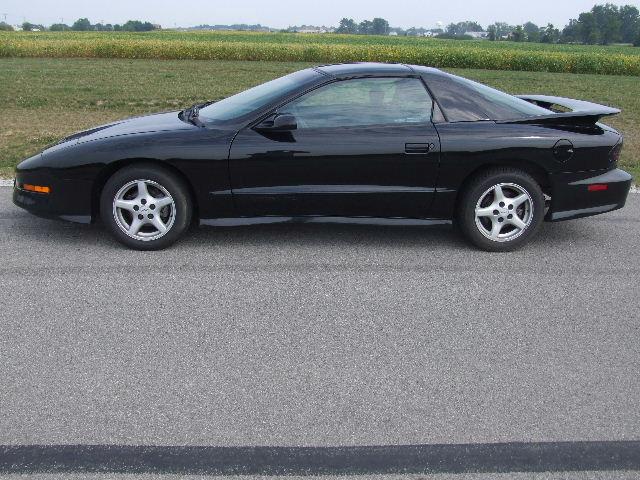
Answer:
(424, 72, 550, 122)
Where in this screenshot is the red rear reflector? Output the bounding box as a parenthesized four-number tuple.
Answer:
(588, 184, 608, 192)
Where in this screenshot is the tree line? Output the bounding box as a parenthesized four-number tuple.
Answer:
(336, 3, 640, 46)
(0, 18, 159, 32)
(336, 18, 390, 35)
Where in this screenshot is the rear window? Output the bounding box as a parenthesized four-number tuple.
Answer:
(425, 72, 551, 122)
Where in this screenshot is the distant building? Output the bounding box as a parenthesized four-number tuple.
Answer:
(295, 26, 333, 34)
(388, 31, 398, 36)
(465, 31, 488, 39)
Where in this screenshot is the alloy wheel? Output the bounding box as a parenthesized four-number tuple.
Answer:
(112, 179, 176, 241)
(474, 182, 534, 242)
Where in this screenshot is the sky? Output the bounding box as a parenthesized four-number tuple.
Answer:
(2, 0, 639, 29)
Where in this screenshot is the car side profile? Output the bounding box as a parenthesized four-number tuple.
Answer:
(13, 62, 632, 251)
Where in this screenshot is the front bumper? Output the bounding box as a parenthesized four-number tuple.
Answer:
(547, 168, 632, 221)
(12, 170, 93, 223)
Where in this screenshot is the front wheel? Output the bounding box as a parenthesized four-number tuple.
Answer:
(100, 164, 192, 250)
(457, 168, 545, 252)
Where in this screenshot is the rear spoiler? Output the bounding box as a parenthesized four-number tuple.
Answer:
(498, 95, 621, 125)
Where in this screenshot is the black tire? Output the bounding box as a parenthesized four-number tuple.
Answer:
(100, 164, 192, 250)
(457, 168, 544, 252)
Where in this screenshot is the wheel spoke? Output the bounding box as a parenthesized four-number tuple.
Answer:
(128, 217, 145, 235)
(509, 215, 527, 230)
(493, 185, 505, 203)
(114, 199, 137, 212)
(136, 181, 149, 199)
(151, 216, 168, 233)
(511, 194, 528, 208)
(475, 206, 494, 218)
(154, 196, 173, 209)
(490, 219, 503, 238)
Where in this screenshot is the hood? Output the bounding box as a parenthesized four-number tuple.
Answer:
(47, 111, 196, 152)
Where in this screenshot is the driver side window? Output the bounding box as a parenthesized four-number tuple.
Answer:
(281, 77, 433, 129)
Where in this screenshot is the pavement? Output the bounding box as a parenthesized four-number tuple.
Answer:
(0, 188, 638, 478)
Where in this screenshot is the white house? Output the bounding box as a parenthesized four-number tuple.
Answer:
(465, 31, 488, 39)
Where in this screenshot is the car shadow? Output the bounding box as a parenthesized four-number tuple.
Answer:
(4, 206, 599, 253)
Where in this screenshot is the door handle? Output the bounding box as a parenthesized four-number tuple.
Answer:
(405, 143, 431, 154)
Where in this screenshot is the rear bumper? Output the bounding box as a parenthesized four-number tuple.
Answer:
(547, 168, 632, 222)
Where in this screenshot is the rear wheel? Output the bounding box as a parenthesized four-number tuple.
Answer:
(100, 164, 192, 250)
(458, 168, 544, 252)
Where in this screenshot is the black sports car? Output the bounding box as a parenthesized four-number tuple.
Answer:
(13, 62, 632, 251)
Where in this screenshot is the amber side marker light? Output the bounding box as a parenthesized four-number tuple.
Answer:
(22, 183, 51, 194)
(588, 184, 608, 192)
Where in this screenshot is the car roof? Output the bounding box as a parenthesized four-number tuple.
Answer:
(315, 62, 441, 78)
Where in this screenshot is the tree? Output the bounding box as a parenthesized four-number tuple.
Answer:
(577, 12, 601, 44)
(561, 19, 580, 43)
(371, 17, 390, 35)
(522, 22, 540, 42)
(336, 18, 357, 34)
(94, 23, 114, 31)
(487, 25, 497, 41)
(49, 23, 70, 31)
(358, 20, 373, 34)
(619, 5, 639, 43)
(541, 24, 560, 43)
(21, 22, 34, 31)
(487, 22, 514, 39)
(122, 20, 157, 31)
(446, 21, 483, 36)
(591, 3, 621, 44)
(511, 25, 525, 42)
(0, 21, 13, 31)
(635, 31, 640, 46)
(72, 18, 92, 31)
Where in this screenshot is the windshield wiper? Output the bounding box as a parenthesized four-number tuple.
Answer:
(180, 101, 216, 127)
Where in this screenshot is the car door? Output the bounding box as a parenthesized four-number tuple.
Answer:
(228, 76, 441, 218)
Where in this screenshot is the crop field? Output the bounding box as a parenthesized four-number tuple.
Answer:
(0, 57, 638, 181)
(1, 31, 640, 76)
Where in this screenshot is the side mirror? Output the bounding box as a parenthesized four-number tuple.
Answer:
(256, 113, 297, 131)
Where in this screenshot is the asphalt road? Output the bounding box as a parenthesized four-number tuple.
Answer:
(0, 188, 639, 477)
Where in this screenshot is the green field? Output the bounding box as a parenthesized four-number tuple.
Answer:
(2, 31, 640, 76)
(0, 57, 638, 180)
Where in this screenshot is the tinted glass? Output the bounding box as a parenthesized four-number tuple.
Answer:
(199, 69, 320, 123)
(424, 72, 551, 122)
(281, 77, 433, 129)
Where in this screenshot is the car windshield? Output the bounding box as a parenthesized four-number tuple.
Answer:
(199, 69, 320, 123)
(452, 75, 552, 119)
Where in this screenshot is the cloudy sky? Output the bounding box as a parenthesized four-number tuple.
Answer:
(2, 0, 639, 29)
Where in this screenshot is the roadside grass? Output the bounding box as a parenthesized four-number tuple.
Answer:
(0, 57, 638, 180)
